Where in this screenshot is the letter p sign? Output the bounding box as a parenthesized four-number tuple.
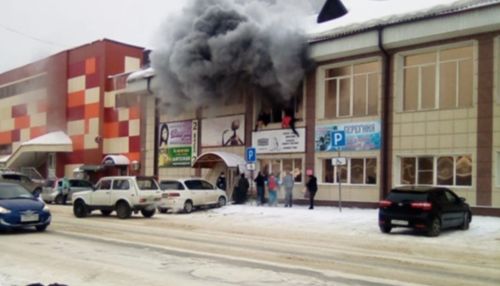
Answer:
(330, 131, 346, 148)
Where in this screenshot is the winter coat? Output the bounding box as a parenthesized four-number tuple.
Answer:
(216, 176, 226, 191)
(306, 175, 318, 193)
(254, 173, 266, 187)
(283, 174, 294, 190)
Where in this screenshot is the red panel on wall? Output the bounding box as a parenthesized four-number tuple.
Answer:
(11, 129, 20, 142)
(67, 106, 85, 121)
(104, 108, 118, 122)
(0, 131, 12, 144)
(86, 72, 100, 89)
(118, 121, 129, 137)
(15, 116, 30, 129)
(12, 104, 27, 117)
(30, 126, 47, 139)
(129, 136, 141, 152)
(68, 61, 85, 78)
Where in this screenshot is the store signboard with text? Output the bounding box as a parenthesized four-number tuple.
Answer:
(252, 128, 305, 154)
(158, 120, 198, 167)
(315, 121, 381, 152)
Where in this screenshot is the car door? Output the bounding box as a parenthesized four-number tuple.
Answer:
(91, 179, 112, 206)
(444, 189, 466, 227)
(435, 189, 454, 229)
(200, 180, 218, 204)
(184, 180, 206, 206)
(111, 179, 132, 205)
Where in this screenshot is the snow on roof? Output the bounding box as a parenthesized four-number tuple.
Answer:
(21, 131, 72, 146)
(307, 0, 500, 42)
(127, 67, 154, 83)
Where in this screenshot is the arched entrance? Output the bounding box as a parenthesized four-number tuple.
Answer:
(192, 151, 246, 200)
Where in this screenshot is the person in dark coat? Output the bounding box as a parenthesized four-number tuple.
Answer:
(254, 171, 266, 205)
(234, 173, 250, 204)
(216, 172, 227, 191)
(306, 171, 318, 209)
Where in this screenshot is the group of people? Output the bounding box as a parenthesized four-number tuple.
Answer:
(216, 169, 318, 209)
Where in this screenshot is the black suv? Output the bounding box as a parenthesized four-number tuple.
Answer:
(379, 186, 472, 237)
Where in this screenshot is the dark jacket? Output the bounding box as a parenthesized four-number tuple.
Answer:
(306, 175, 318, 193)
(216, 176, 226, 191)
(254, 173, 266, 187)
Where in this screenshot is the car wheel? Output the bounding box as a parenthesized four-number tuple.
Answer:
(141, 208, 156, 218)
(184, 200, 193, 214)
(101, 210, 112, 216)
(427, 217, 441, 237)
(217, 196, 227, 208)
(35, 224, 48, 232)
(73, 200, 88, 218)
(55, 194, 64, 205)
(116, 202, 132, 219)
(461, 212, 470, 230)
(379, 224, 392, 234)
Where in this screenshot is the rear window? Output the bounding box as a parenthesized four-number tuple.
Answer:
(136, 178, 159, 190)
(185, 180, 214, 190)
(1, 174, 21, 181)
(160, 181, 185, 190)
(387, 191, 429, 202)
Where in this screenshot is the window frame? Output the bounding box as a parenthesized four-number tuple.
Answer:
(321, 157, 378, 186)
(398, 155, 473, 187)
(257, 158, 303, 183)
(395, 41, 477, 112)
(319, 58, 381, 119)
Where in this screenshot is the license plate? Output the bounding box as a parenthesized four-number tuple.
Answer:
(392, 219, 408, 226)
(21, 214, 39, 222)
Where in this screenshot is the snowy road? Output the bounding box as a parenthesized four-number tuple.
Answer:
(1, 204, 499, 286)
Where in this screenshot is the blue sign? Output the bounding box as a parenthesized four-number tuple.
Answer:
(330, 131, 346, 147)
(246, 147, 256, 162)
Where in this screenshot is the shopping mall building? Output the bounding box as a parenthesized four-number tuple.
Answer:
(1, 1, 500, 215)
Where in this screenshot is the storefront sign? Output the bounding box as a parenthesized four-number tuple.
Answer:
(202, 115, 245, 147)
(252, 128, 305, 154)
(315, 121, 381, 152)
(158, 120, 198, 168)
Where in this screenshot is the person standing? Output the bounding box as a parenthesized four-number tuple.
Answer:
(306, 170, 318, 210)
(234, 173, 250, 204)
(267, 172, 279, 207)
(216, 172, 227, 191)
(58, 177, 70, 205)
(283, 170, 294, 207)
(254, 171, 266, 205)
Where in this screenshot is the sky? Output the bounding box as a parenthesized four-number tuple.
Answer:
(0, 0, 471, 74)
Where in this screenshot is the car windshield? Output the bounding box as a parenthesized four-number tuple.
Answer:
(387, 191, 429, 202)
(0, 183, 34, 199)
(136, 178, 159, 190)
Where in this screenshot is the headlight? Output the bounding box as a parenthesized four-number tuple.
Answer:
(0, 206, 11, 214)
(42, 205, 50, 212)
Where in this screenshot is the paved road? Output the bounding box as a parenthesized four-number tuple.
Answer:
(1, 205, 499, 286)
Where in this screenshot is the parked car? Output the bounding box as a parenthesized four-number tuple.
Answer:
(41, 178, 94, 204)
(0, 182, 51, 232)
(378, 186, 472, 237)
(72, 176, 162, 219)
(0, 171, 43, 196)
(158, 178, 227, 213)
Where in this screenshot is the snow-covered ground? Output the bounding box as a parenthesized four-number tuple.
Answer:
(198, 203, 500, 250)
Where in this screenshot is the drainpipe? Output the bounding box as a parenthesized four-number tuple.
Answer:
(377, 27, 390, 199)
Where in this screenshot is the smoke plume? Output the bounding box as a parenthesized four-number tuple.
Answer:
(151, 0, 315, 113)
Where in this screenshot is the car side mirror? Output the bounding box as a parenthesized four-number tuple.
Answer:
(459, 197, 466, 203)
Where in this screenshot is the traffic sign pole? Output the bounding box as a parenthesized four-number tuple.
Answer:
(331, 130, 345, 213)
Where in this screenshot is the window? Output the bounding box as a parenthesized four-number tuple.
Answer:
(400, 155, 472, 186)
(137, 178, 159, 190)
(258, 158, 303, 183)
(185, 180, 203, 190)
(322, 158, 377, 185)
(256, 83, 304, 126)
(98, 180, 112, 190)
(160, 181, 185, 190)
(324, 61, 380, 118)
(402, 45, 473, 111)
(112, 180, 130, 190)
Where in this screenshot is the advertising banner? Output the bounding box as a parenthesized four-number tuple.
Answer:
(202, 115, 245, 147)
(315, 121, 381, 152)
(252, 128, 305, 154)
(158, 120, 198, 167)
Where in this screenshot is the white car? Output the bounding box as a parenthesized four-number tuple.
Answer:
(72, 176, 162, 219)
(158, 178, 227, 213)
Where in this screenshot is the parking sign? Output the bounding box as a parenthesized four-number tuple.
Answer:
(330, 131, 346, 148)
(246, 147, 256, 163)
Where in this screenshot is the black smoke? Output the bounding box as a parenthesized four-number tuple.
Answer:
(151, 0, 315, 113)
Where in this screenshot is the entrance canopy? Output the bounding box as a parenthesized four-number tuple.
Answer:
(2, 131, 73, 169)
(192, 151, 246, 171)
(102, 154, 130, 166)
